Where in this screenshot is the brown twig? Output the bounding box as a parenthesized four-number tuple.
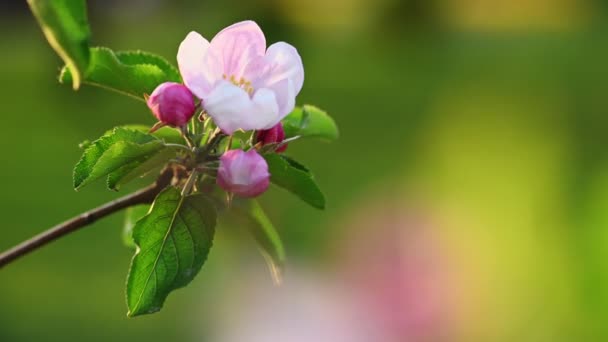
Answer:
(0, 170, 174, 269)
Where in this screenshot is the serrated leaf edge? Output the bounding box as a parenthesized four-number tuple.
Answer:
(73, 128, 164, 190)
(128, 193, 185, 316)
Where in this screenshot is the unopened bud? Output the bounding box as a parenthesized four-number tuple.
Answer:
(147, 82, 196, 127)
(256, 123, 287, 153)
(217, 149, 270, 198)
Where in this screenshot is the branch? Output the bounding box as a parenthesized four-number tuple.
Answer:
(0, 170, 174, 269)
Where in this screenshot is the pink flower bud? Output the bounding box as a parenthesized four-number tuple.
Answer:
(256, 123, 287, 152)
(217, 149, 270, 198)
(147, 82, 196, 127)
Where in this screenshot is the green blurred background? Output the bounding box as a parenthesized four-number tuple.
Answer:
(1, 0, 608, 341)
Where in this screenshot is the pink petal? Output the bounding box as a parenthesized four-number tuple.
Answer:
(209, 20, 266, 79)
(177, 31, 223, 98)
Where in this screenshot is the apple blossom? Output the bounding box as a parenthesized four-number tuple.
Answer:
(146, 82, 196, 127)
(217, 149, 270, 198)
(20, 0, 339, 320)
(257, 123, 287, 152)
(177, 21, 304, 135)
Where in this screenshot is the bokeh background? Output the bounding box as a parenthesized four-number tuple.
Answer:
(1, 0, 607, 341)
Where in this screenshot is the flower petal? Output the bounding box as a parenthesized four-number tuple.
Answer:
(209, 20, 266, 79)
(203, 81, 279, 134)
(249, 88, 280, 130)
(204, 81, 253, 135)
(267, 78, 295, 119)
(242, 42, 301, 122)
(178, 31, 218, 98)
(255, 42, 304, 95)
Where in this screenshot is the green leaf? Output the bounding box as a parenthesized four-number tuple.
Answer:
(232, 200, 286, 285)
(264, 154, 326, 209)
(73, 128, 167, 190)
(60, 47, 181, 101)
(282, 105, 339, 141)
(123, 205, 150, 249)
(114, 50, 181, 83)
(111, 125, 184, 145)
(107, 147, 175, 191)
(27, 0, 90, 89)
(95, 125, 184, 190)
(126, 187, 216, 317)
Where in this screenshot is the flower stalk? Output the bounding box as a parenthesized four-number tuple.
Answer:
(0, 169, 174, 268)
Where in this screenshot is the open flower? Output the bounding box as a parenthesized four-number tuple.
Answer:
(217, 149, 270, 198)
(177, 21, 304, 135)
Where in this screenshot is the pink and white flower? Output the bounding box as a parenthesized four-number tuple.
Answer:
(177, 21, 304, 135)
(217, 149, 270, 198)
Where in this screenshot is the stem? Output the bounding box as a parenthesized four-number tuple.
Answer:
(0, 170, 173, 269)
(226, 135, 233, 152)
(191, 109, 206, 146)
(180, 126, 196, 149)
(181, 170, 198, 196)
(190, 113, 198, 136)
(164, 143, 192, 153)
(248, 130, 256, 146)
(201, 120, 211, 146)
(197, 129, 225, 161)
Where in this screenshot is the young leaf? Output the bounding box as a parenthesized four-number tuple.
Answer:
(123, 204, 150, 249)
(107, 147, 176, 191)
(126, 187, 216, 317)
(98, 125, 185, 190)
(112, 125, 184, 145)
(114, 50, 181, 82)
(232, 199, 286, 285)
(27, 0, 90, 90)
(151, 126, 186, 145)
(60, 47, 181, 101)
(282, 105, 339, 141)
(73, 128, 167, 190)
(263, 154, 326, 209)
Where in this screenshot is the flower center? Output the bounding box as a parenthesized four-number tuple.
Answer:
(223, 74, 254, 95)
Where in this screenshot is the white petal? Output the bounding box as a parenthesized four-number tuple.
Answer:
(204, 81, 254, 134)
(250, 88, 280, 130)
(177, 31, 220, 98)
(268, 78, 295, 119)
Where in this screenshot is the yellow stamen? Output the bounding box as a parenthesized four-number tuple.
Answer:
(225, 74, 254, 95)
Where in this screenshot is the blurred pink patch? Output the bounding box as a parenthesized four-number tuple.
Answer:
(336, 201, 457, 342)
(206, 196, 458, 342)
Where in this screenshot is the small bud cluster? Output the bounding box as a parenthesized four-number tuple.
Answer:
(145, 19, 304, 200)
(147, 83, 287, 199)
